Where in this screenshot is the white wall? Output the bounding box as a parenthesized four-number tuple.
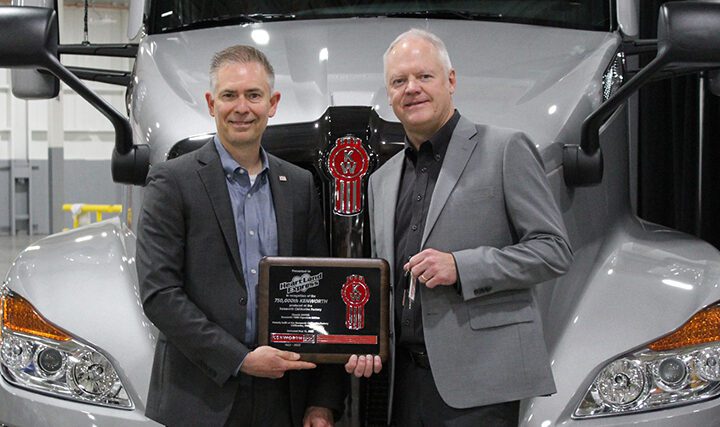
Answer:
(0, 71, 12, 160)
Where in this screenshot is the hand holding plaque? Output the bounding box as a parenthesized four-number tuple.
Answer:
(258, 257, 389, 364)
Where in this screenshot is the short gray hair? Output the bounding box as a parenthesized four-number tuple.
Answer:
(209, 45, 275, 91)
(383, 29, 453, 77)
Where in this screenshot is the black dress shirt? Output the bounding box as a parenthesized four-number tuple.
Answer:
(394, 110, 460, 347)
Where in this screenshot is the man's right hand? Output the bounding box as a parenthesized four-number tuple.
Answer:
(241, 346, 317, 378)
(345, 354, 382, 378)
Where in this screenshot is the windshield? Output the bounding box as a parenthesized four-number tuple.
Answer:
(148, 0, 612, 34)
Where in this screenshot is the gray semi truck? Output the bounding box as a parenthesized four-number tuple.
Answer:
(2, 1, 720, 425)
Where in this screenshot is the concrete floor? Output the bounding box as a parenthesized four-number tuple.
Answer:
(0, 233, 46, 281)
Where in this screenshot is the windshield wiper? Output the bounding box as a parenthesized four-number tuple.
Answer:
(385, 10, 503, 21)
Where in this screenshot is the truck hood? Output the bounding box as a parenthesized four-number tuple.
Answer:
(132, 18, 617, 166)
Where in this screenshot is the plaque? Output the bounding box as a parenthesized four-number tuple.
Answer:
(258, 257, 389, 364)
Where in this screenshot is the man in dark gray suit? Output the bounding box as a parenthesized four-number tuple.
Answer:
(137, 45, 344, 427)
(346, 29, 573, 426)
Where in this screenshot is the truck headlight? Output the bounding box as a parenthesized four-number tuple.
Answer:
(574, 303, 720, 418)
(0, 288, 133, 409)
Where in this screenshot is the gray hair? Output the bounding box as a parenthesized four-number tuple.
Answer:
(383, 29, 453, 77)
(209, 45, 275, 91)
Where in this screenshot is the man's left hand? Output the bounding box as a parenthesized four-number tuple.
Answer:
(303, 406, 334, 427)
(405, 248, 457, 288)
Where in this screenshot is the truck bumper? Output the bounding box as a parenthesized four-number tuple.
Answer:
(522, 395, 720, 426)
(0, 377, 161, 427)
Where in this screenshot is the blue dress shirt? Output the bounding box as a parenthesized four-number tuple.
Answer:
(214, 136, 278, 345)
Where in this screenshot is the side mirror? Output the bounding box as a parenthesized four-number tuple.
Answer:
(127, 0, 146, 40)
(564, 1, 720, 187)
(8, 0, 60, 99)
(0, 6, 149, 185)
(616, 0, 639, 39)
(12, 69, 59, 100)
(0, 6, 58, 68)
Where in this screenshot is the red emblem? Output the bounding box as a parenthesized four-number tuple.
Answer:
(341, 275, 370, 330)
(327, 136, 370, 215)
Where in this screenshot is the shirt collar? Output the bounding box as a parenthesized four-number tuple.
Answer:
(213, 135, 270, 177)
(404, 109, 461, 159)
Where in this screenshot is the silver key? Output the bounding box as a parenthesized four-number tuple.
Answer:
(408, 273, 416, 310)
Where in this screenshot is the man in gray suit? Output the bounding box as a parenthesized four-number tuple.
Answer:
(137, 45, 344, 427)
(346, 29, 573, 426)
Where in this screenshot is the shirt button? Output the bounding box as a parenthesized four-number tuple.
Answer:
(411, 225, 418, 231)
(251, 269, 257, 274)
(416, 194, 423, 201)
(247, 194, 252, 198)
(435, 154, 441, 161)
(420, 167, 427, 173)
(249, 230, 255, 236)
(239, 297, 246, 305)
(403, 319, 410, 326)
(226, 174, 232, 179)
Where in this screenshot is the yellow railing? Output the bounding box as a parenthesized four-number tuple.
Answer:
(62, 203, 123, 229)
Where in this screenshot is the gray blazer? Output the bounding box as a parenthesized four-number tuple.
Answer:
(369, 116, 573, 414)
(137, 141, 343, 426)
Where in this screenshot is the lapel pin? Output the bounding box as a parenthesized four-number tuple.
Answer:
(279, 175, 287, 182)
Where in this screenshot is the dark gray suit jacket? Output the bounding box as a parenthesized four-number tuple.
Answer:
(137, 141, 343, 426)
(369, 116, 573, 415)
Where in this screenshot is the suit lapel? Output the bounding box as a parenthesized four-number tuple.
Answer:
(421, 117, 478, 247)
(267, 155, 293, 256)
(196, 142, 244, 274)
(378, 153, 404, 272)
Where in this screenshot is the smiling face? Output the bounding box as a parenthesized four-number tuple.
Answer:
(205, 61, 280, 151)
(385, 36, 456, 147)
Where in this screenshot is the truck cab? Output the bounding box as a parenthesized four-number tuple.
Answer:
(1, 1, 720, 426)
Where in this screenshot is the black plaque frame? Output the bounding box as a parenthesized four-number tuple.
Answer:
(258, 257, 389, 364)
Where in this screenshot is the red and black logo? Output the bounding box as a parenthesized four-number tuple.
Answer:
(326, 136, 371, 216)
(341, 274, 370, 330)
